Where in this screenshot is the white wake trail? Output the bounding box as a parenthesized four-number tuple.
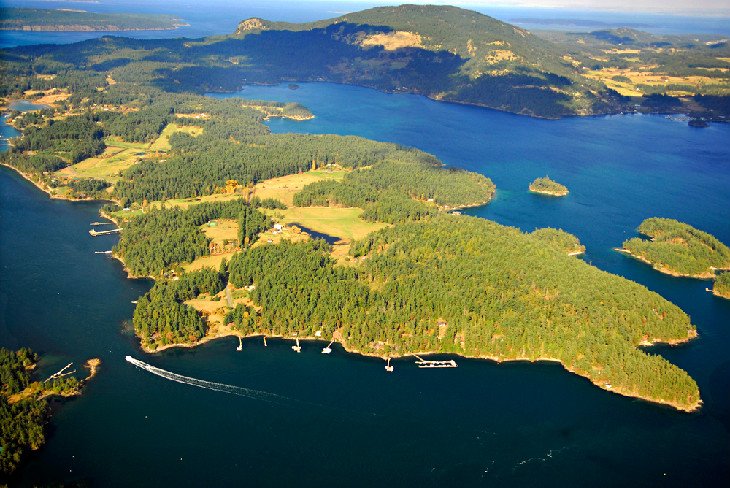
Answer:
(126, 355, 290, 404)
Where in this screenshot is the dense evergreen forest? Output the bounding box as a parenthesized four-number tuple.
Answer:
(222, 215, 699, 410)
(530, 228, 585, 255)
(622, 218, 730, 277)
(114, 200, 270, 277)
(714, 272, 730, 299)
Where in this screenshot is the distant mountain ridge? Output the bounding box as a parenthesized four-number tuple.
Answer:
(231, 4, 610, 117)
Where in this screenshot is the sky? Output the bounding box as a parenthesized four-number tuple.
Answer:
(319, 0, 730, 16)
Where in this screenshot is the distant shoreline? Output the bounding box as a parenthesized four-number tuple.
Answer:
(0, 24, 188, 32)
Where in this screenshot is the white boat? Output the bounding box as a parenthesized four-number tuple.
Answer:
(322, 340, 333, 354)
(385, 357, 394, 373)
(236, 337, 243, 351)
(292, 338, 301, 353)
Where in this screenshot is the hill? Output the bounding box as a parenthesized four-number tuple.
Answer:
(231, 4, 606, 118)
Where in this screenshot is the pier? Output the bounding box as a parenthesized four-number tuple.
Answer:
(90, 222, 114, 226)
(89, 228, 122, 236)
(413, 355, 457, 368)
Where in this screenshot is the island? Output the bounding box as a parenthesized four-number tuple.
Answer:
(712, 272, 730, 299)
(0, 5, 709, 413)
(529, 176, 569, 196)
(0, 8, 187, 32)
(0, 348, 99, 477)
(620, 218, 730, 278)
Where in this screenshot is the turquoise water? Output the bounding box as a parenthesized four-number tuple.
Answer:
(2, 83, 730, 486)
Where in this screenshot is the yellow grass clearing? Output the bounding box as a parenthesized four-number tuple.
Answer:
(583, 67, 730, 96)
(484, 50, 519, 64)
(361, 31, 423, 50)
(149, 123, 203, 152)
(602, 49, 641, 54)
(184, 252, 237, 272)
(252, 225, 310, 249)
(718, 58, 730, 63)
(265, 206, 387, 242)
(252, 169, 348, 207)
(23, 89, 70, 107)
(203, 219, 238, 243)
(150, 193, 245, 211)
(57, 139, 147, 182)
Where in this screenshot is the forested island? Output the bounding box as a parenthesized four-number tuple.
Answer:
(0, 348, 98, 478)
(0, 8, 186, 32)
(0, 5, 710, 412)
(621, 218, 730, 278)
(529, 176, 569, 196)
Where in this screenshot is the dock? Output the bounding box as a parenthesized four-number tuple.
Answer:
(90, 222, 114, 226)
(89, 228, 122, 236)
(414, 355, 457, 368)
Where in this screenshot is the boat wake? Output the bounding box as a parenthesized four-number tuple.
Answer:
(125, 356, 291, 405)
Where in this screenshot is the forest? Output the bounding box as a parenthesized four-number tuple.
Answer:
(221, 215, 699, 410)
(622, 218, 730, 277)
(530, 228, 585, 255)
(714, 272, 730, 299)
(114, 199, 270, 277)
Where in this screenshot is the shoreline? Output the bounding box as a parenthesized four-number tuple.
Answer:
(615, 247, 718, 279)
(529, 188, 569, 197)
(142, 326, 700, 413)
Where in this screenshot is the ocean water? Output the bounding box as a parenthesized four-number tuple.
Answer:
(1, 78, 729, 486)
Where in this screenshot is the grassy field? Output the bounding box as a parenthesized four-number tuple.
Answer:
(148, 123, 203, 152)
(265, 206, 388, 242)
(253, 169, 348, 207)
(583, 68, 730, 97)
(57, 138, 147, 182)
(57, 124, 203, 184)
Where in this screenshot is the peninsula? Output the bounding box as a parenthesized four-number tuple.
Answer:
(529, 176, 569, 196)
(0, 8, 186, 32)
(620, 218, 730, 278)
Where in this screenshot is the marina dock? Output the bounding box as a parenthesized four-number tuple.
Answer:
(414, 355, 457, 368)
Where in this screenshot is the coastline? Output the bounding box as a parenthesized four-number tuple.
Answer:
(142, 325, 701, 413)
(529, 188, 569, 197)
(615, 247, 718, 279)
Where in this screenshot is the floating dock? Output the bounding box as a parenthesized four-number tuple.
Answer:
(89, 228, 122, 236)
(90, 222, 113, 226)
(414, 355, 457, 368)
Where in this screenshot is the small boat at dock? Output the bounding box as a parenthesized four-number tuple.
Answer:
(322, 340, 333, 354)
(385, 357, 394, 373)
(292, 338, 301, 353)
(236, 337, 243, 351)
